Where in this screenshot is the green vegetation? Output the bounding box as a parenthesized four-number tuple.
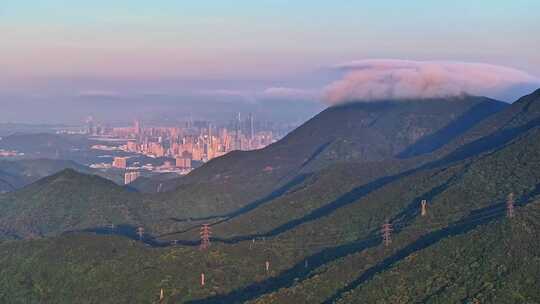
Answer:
(0, 169, 142, 238)
(245, 125, 540, 304)
(0, 91, 539, 303)
(334, 201, 540, 304)
(163, 96, 506, 218)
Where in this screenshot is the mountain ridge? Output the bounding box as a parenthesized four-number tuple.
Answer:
(0, 90, 540, 303)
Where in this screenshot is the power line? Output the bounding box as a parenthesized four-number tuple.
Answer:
(200, 224, 212, 250)
(137, 227, 144, 240)
(382, 221, 393, 247)
(507, 192, 515, 219)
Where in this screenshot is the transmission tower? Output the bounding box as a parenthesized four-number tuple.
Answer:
(381, 220, 393, 247)
(159, 288, 164, 303)
(421, 199, 428, 216)
(265, 260, 270, 274)
(507, 192, 515, 218)
(136, 227, 144, 240)
(200, 224, 212, 250)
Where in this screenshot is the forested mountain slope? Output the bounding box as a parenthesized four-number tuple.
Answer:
(0, 91, 539, 303)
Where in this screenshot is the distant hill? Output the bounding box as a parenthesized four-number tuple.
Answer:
(157, 96, 507, 217)
(174, 89, 540, 243)
(187, 96, 506, 178)
(0, 133, 108, 165)
(0, 169, 143, 239)
(0, 95, 516, 239)
(0, 170, 20, 193)
(127, 172, 186, 193)
(0, 133, 89, 155)
(0, 159, 93, 193)
(0, 90, 538, 303)
(239, 108, 540, 304)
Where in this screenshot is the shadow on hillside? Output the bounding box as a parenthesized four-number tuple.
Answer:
(178, 118, 540, 302)
(299, 140, 333, 169)
(187, 196, 517, 303)
(77, 224, 198, 247)
(82, 114, 540, 249)
(79, 114, 539, 250)
(323, 191, 540, 303)
(433, 117, 540, 166)
(0, 177, 17, 192)
(158, 173, 312, 236)
(398, 100, 507, 159)
(182, 172, 459, 303)
(322, 208, 507, 303)
(210, 115, 540, 243)
(183, 234, 382, 304)
(76, 173, 312, 246)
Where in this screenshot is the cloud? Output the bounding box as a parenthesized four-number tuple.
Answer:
(324, 59, 540, 105)
(260, 87, 320, 101)
(195, 87, 320, 103)
(77, 90, 124, 99)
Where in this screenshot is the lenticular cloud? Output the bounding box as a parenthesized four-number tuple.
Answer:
(323, 59, 540, 105)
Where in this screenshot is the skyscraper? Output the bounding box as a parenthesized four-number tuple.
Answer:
(250, 113, 254, 140)
(124, 171, 140, 184)
(112, 157, 128, 169)
(134, 120, 142, 135)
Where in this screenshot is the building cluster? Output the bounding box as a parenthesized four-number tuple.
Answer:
(92, 116, 275, 163)
(0, 149, 22, 157)
(117, 118, 274, 163)
(124, 171, 140, 185)
(112, 157, 128, 168)
(88, 116, 278, 184)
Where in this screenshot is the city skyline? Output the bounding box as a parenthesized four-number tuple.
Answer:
(87, 116, 279, 182)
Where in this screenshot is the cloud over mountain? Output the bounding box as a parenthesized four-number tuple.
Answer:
(323, 59, 540, 105)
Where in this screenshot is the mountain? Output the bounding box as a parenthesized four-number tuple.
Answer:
(0, 133, 112, 166)
(0, 133, 89, 155)
(0, 90, 538, 303)
(127, 173, 188, 193)
(333, 201, 540, 303)
(0, 95, 514, 240)
(157, 96, 507, 218)
(0, 159, 93, 193)
(0, 170, 21, 193)
(179, 90, 538, 244)
(237, 113, 540, 304)
(0, 169, 143, 239)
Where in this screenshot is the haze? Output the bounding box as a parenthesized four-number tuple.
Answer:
(1, 1, 540, 123)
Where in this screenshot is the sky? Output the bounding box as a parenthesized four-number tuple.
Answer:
(1, 1, 540, 123)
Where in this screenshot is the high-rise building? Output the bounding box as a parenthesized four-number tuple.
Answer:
(86, 116, 95, 135)
(126, 141, 138, 152)
(149, 142, 165, 157)
(175, 156, 192, 169)
(124, 171, 140, 184)
(249, 113, 254, 140)
(112, 157, 128, 169)
(134, 120, 141, 135)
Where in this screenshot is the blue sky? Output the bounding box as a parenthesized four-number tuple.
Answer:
(3, 1, 539, 76)
(1, 1, 539, 123)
